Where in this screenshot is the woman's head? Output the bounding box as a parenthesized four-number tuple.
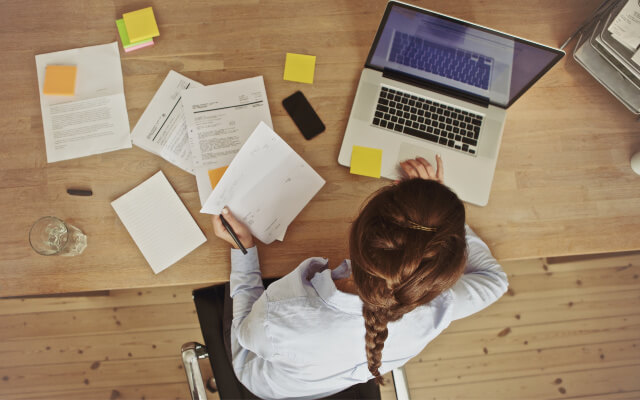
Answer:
(349, 178, 467, 384)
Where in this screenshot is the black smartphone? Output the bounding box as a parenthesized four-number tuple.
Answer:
(282, 91, 325, 140)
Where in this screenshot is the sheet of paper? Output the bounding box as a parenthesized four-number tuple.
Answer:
(608, 0, 640, 51)
(283, 53, 316, 84)
(111, 171, 206, 274)
(350, 145, 383, 178)
(35, 42, 132, 163)
(131, 71, 202, 174)
(201, 122, 325, 244)
(182, 76, 273, 205)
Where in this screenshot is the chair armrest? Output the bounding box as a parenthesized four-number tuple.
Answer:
(392, 367, 411, 400)
(181, 342, 210, 400)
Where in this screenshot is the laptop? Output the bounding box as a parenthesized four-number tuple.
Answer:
(338, 1, 564, 206)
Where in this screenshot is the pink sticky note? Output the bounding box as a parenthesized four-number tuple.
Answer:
(124, 39, 154, 53)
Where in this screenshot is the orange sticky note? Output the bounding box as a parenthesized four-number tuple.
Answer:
(43, 65, 77, 96)
(350, 146, 382, 178)
(208, 166, 228, 190)
(123, 7, 160, 42)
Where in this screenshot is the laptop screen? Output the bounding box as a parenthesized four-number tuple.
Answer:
(366, 2, 564, 108)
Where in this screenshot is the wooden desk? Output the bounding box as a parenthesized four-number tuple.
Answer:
(1, 0, 638, 297)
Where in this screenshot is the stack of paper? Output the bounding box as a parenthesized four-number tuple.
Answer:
(116, 7, 160, 52)
(608, 0, 640, 54)
(574, 0, 640, 115)
(111, 171, 206, 274)
(131, 72, 273, 205)
(200, 122, 325, 244)
(181, 76, 273, 206)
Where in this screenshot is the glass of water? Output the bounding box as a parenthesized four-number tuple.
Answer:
(29, 216, 87, 256)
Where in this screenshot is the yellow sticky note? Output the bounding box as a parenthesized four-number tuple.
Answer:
(43, 65, 77, 96)
(283, 53, 316, 84)
(350, 146, 382, 178)
(123, 7, 160, 42)
(208, 166, 229, 190)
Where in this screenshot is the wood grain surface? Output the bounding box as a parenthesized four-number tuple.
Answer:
(1, 0, 639, 297)
(1, 254, 638, 399)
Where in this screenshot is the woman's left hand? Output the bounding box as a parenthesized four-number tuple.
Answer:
(399, 155, 444, 184)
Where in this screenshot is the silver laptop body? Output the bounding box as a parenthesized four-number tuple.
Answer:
(338, 1, 563, 206)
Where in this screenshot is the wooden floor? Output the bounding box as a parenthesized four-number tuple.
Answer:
(1, 253, 639, 400)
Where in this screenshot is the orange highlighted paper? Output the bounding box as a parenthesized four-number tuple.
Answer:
(43, 65, 77, 96)
(283, 53, 316, 84)
(350, 145, 382, 178)
(123, 7, 160, 42)
(208, 166, 229, 190)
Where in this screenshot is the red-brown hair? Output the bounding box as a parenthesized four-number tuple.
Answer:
(349, 179, 467, 384)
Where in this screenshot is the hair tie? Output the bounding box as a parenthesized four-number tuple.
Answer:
(407, 220, 437, 232)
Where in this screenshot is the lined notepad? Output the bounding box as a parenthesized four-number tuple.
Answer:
(111, 171, 206, 274)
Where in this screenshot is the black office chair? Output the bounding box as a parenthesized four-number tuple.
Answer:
(181, 280, 403, 400)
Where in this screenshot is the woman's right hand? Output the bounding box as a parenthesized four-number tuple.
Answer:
(399, 155, 444, 184)
(212, 207, 255, 250)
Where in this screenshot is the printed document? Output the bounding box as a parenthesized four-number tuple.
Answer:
(200, 122, 325, 244)
(35, 42, 131, 163)
(131, 70, 202, 174)
(111, 171, 207, 274)
(182, 76, 273, 205)
(608, 0, 640, 51)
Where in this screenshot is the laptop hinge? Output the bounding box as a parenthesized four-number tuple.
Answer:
(382, 68, 490, 108)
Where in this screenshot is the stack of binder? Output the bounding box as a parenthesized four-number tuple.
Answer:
(574, 0, 640, 115)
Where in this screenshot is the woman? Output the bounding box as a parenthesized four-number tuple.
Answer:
(212, 156, 508, 399)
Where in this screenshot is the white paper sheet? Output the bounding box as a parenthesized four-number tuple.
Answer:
(182, 76, 273, 206)
(131, 71, 202, 174)
(111, 171, 207, 274)
(608, 0, 640, 51)
(200, 122, 325, 244)
(35, 42, 132, 163)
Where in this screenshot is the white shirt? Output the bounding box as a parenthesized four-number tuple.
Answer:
(229, 225, 508, 399)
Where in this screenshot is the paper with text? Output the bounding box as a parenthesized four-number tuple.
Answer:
(35, 42, 131, 163)
(182, 76, 273, 206)
(201, 122, 325, 244)
(608, 0, 640, 51)
(131, 71, 202, 174)
(111, 171, 206, 274)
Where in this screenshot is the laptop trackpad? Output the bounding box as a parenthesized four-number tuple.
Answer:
(396, 143, 438, 177)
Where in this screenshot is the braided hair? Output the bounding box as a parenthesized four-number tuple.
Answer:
(349, 179, 467, 384)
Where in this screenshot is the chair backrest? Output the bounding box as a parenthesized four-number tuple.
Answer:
(193, 284, 258, 399)
(192, 280, 381, 400)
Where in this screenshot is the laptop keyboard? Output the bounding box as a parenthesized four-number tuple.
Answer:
(389, 31, 493, 90)
(372, 86, 483, 155)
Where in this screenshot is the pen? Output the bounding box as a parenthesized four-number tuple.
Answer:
(220, 214, 248, 255)
(67, 188, 93, 196)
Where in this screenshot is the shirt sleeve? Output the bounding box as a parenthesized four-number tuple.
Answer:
(228, 246, 276, 364)
(229, 246, 264, 321)
(448, 225, 509, 321)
